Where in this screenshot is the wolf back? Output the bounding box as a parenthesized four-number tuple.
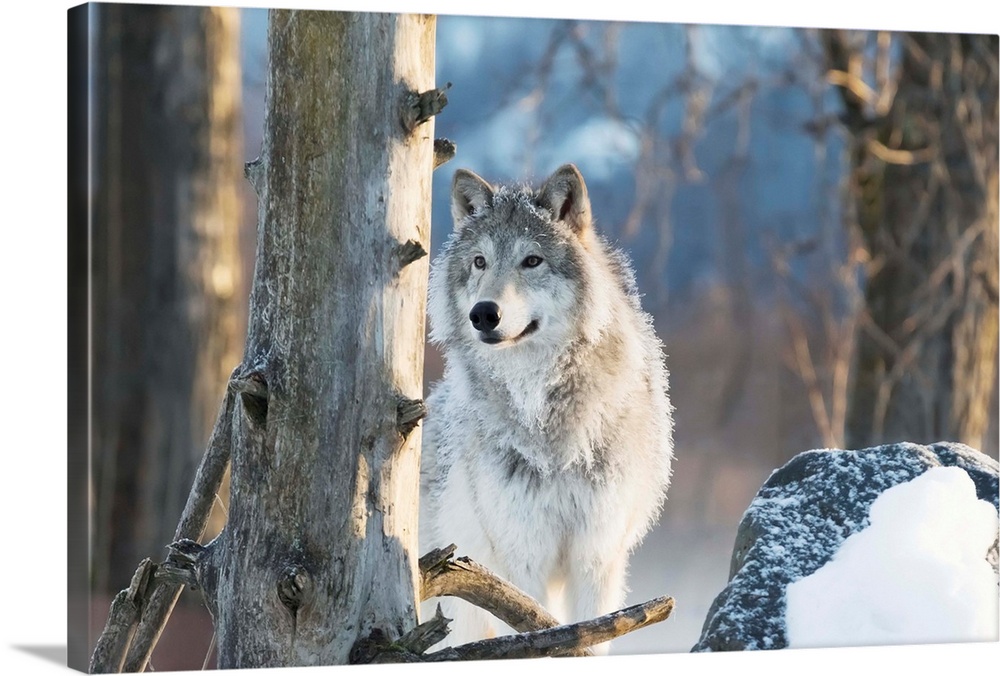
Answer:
(419, 164, 674, 652)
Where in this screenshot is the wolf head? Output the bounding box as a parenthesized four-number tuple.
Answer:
(428, 164, 617, 357)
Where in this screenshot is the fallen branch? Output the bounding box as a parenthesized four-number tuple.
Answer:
(417, 545, 674, 660)
(353, 588, 675, 664)
(426, 595, 675, 661)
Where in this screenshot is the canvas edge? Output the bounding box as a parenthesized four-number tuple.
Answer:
(68, 3, 94, 673)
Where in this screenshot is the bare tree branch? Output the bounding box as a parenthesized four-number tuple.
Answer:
(417, 542, 678, 660)
(419, 545, 567, 635)
(423, 595, 675, 661)
(354, 577, 674, 664)
(89, 560, 156, 673)
(90, 382, 237, 673)
(784, 310, 837, 448)
(865, 136, 936, 165)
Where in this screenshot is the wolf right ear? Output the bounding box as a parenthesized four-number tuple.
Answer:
(537, 164, 592, 238)
(451, 169, 494, 229)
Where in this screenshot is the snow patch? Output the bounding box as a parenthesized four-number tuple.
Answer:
(786, 466, 999, 648)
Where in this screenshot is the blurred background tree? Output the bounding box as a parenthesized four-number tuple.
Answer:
(90, 4, 243, 601)
(824, 31, 998, 451)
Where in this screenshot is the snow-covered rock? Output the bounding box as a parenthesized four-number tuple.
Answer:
(785, 466, 998, 647)
(691, 442, 999, 652)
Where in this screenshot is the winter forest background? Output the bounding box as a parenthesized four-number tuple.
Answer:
(79, 3, 999, 669)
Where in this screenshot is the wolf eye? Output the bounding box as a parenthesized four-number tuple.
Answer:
(473, 255, 486, 269)
(522, 255, 543, 268)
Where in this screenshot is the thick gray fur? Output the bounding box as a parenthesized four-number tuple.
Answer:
(420, 164, 674, 653)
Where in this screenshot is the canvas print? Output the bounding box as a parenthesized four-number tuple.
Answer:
(67, 2, 1000, 672)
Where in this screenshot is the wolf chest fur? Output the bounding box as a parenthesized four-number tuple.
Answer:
(420, 164, 674, 652)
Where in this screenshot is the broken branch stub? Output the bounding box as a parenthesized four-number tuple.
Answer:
(398, 604, 453, 655)
(396, 397, 428, 437)
(89, 559, 156, 674)
(402, 83, 452, 132)
(433, 138, 456, 169)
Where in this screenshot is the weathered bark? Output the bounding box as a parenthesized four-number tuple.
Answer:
(200, 10, 437, 668)
(825, 32, 999, 452)
(91, 4, 243, 595)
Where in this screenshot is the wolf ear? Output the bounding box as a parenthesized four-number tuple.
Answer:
(537, 164, 592, 237)
(451, 169, 494, 229)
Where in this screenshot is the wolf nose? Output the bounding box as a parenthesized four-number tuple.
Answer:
(469, 301, 501, 332)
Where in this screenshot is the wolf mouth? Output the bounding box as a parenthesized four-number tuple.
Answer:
(480, 320, 539, 345)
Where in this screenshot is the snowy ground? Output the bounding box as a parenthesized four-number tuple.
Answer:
(613, 522, 736, 655)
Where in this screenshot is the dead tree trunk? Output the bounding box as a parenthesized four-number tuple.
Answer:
(196, 10, 437, 668)
(825, 31, 999, 452)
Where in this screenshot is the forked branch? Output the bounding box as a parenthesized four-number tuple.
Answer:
(354, 545, 675, 663)
(354, 552, 675, 665)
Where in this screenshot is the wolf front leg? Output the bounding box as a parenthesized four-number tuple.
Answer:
(566, 552, 629, 656)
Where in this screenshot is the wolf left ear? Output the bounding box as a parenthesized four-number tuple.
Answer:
(537, 164, 592, 237)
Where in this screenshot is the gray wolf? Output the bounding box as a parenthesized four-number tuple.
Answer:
(419, 164, 674, 654)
